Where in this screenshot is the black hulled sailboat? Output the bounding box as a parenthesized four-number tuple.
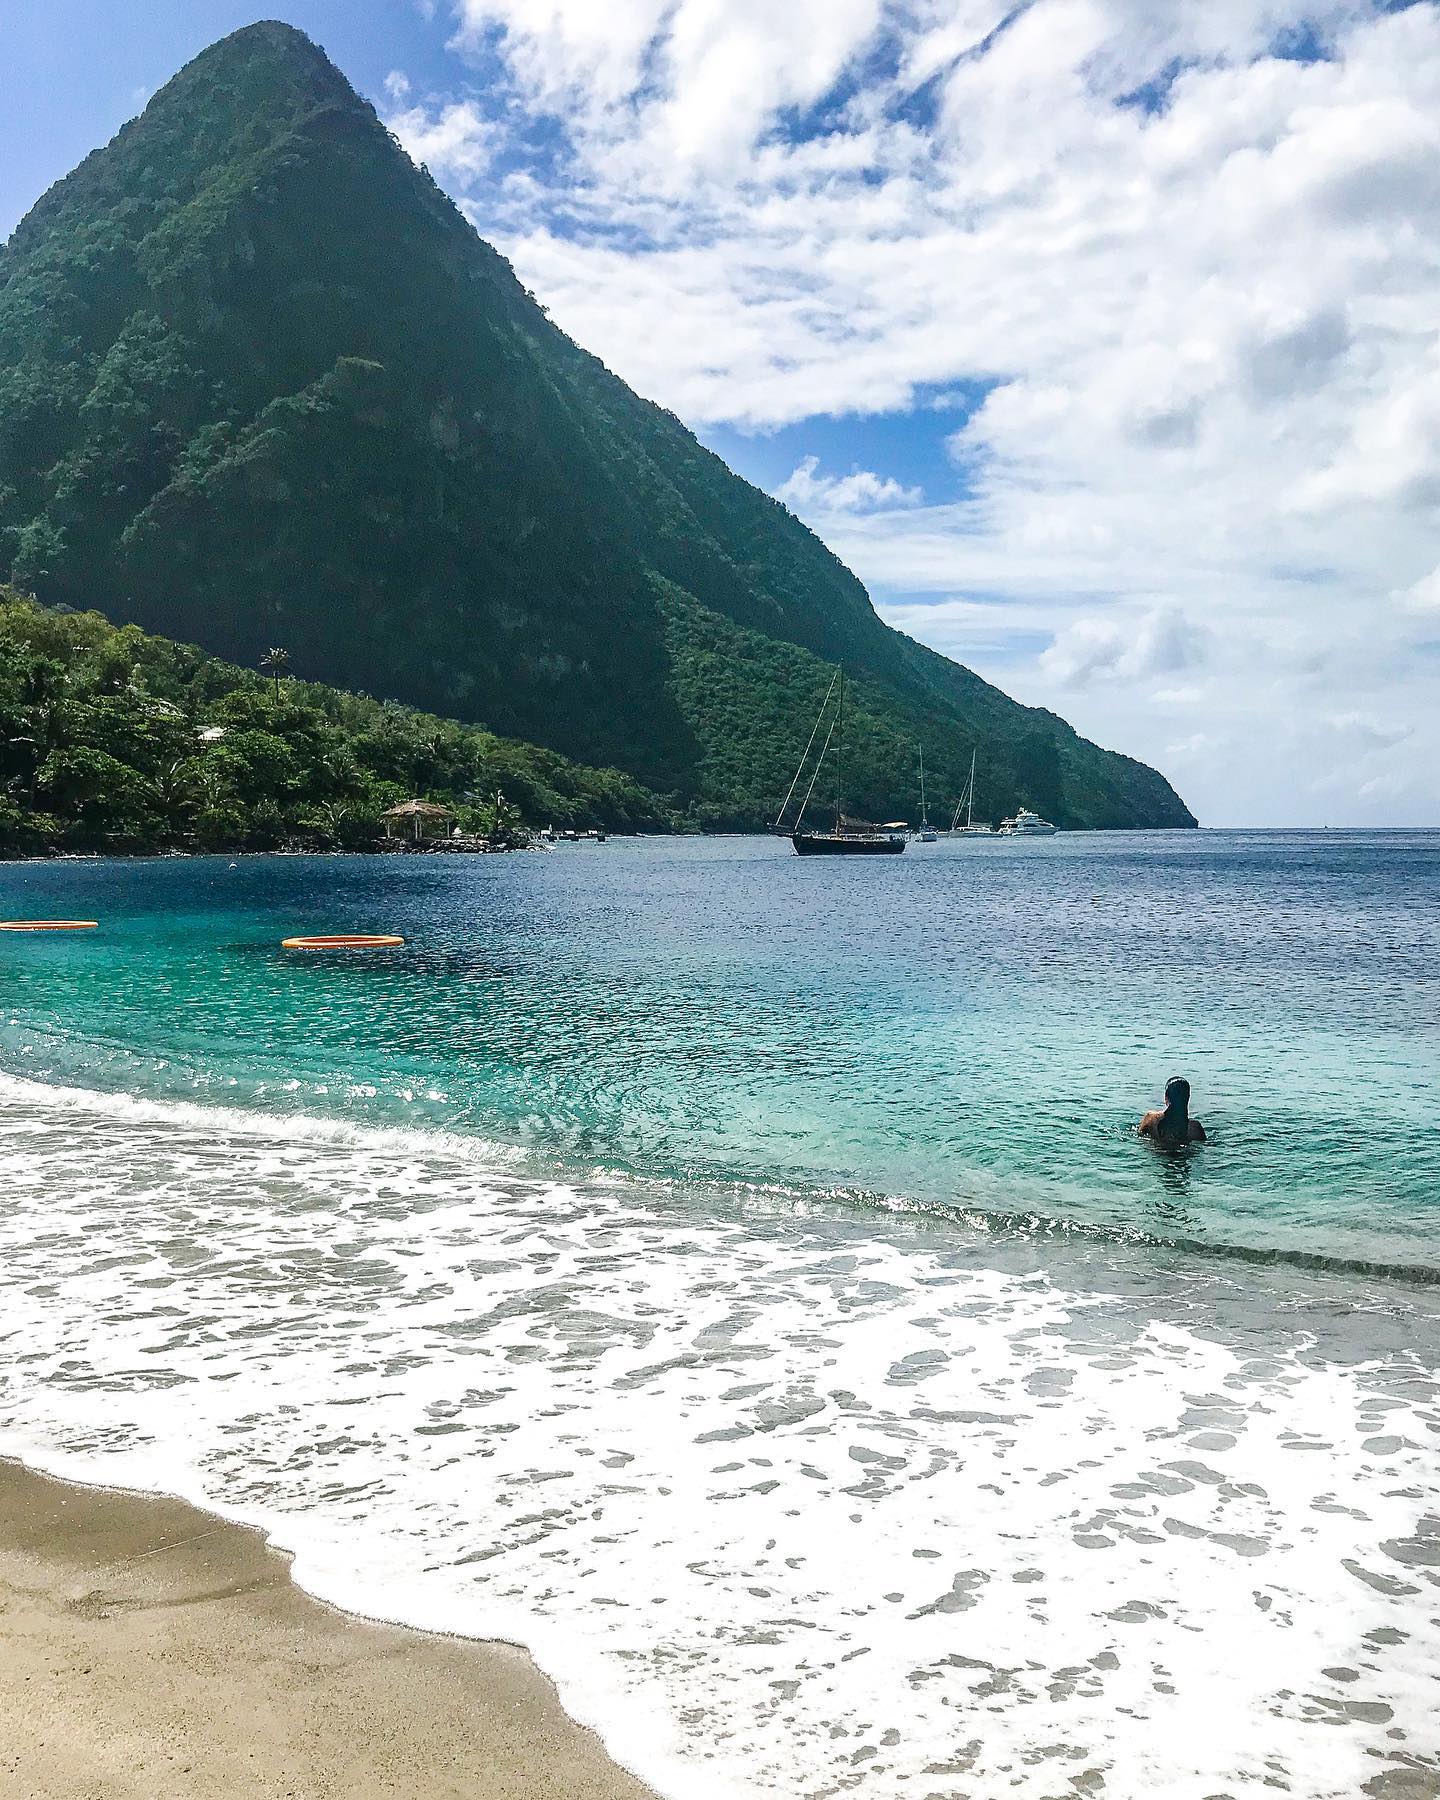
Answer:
(776, 669, 906, 856)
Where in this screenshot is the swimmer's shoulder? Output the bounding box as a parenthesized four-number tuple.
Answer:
(1138, 1111, 1207, 1143)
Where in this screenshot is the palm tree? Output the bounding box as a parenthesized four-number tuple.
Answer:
(149, 756, 203, 838)
(486, 785, 523, 845)
(260, 647, 291, 700)
(14, 656, 69, 804)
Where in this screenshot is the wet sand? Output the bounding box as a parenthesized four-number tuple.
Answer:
(0, 1460, 656, 1799)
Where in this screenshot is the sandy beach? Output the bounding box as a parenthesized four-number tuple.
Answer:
(0, 1460, 655, 1800)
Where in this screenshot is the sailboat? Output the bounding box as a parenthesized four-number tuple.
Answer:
(914, 745, 938, 842)
(948, 748, 992, 835)
(776, 669, 907, 856)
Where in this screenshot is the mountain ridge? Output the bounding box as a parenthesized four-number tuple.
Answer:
(0, 21, 1196, 829)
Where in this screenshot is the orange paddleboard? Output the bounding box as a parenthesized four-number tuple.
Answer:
(0, 920, 99, 931)
(282, 934, 404, 949)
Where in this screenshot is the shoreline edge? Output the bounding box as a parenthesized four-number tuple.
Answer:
(0, 1458, 658, 1799)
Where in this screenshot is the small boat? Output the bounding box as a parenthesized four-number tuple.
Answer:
(999, 808, 1057, 836)
(914, 745, 937, 841)
(775, 667, 906, 856)
(948, 747, 993, 835)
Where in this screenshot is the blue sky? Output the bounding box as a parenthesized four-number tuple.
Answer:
(5, 2, 1440, 824)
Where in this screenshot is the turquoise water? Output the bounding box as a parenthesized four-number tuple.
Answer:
(1, 832, 1437, 1800)
(2, 832, 1436, 1272)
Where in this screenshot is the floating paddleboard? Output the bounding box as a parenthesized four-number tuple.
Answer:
(0, 920, 99, 932)
(281, 933, 404, 949)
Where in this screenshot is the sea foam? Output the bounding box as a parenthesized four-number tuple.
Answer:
(0, 1074, 1435, 1800)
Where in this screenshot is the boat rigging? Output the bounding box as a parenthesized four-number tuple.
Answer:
(774, 669, 906, 856)
(949, 747, 992, 835)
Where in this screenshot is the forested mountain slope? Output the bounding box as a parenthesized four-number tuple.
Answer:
(0, 591, 663, 854)
(0, 22, 1195, 829)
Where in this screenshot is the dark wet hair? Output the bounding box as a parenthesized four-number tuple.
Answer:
(1164, 1076, 1191, 1107)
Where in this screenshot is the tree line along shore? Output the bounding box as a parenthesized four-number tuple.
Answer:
(0, 591, 670, 858)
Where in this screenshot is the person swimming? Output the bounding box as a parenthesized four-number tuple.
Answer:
(1139, 1076, 1207, 1145)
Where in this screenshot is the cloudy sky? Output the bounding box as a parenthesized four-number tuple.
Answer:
(6, 1, 1440, 825)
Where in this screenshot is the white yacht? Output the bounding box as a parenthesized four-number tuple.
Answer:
(1000, 808, 1057, 836)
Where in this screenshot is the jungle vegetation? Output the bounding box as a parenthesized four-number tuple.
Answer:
(0, 591, 666, 856)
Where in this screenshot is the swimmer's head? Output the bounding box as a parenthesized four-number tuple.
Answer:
(1164, 1076, 1191, 1109)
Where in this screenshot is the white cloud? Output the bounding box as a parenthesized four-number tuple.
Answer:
(386, 0, 1440, 824)
(447, 0, 887, 172)
(1040, 607, 1202, 688)
(1396, 566, 1440, 614)
(384, 69, 412, 103)
(776, 456, 921, 513)
(1327, 710, 1413, 752)
(388, 97, 493, 181)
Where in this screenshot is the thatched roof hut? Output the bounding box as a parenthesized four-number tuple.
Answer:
(382, 799, 454, 842)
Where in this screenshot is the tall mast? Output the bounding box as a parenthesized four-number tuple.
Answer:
(951, 746, 977, 831)
(834, 666, 845, 826)
(774, 666, 839, 832)
(919, 743, 928, 830)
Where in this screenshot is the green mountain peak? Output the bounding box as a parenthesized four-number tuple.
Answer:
(0, 27, 1195, 830)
